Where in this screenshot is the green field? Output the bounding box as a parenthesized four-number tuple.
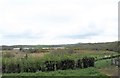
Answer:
(3, 68, 106, 76)
(2, 48, 119, 77)
(3, 59, 112, 76)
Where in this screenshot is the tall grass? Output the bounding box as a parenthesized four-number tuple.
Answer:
(2, 56, 43, 73)
(2, 49, 117, 73)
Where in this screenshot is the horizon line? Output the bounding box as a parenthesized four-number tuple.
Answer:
(1, 40, 118, 46)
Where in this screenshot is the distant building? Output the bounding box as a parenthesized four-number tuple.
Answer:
(23, 47, 30, 50)
(20, 47, 36, 52)
(13, 48, 20, 51)
(42, 47, 50, 50)
(13, 48, 20, 50)
(51, 47, 65, 50)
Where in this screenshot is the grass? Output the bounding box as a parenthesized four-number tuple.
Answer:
(95, 59, 118, 76)
(3, 67, 107, 76)
(41, 50, 118, 61)
(95, 59, 111, 69)
(2, 50, 48, 59)
(2, 49, 118, 77)
(2, 59, 112, 77)
(2, 50, 118, 61)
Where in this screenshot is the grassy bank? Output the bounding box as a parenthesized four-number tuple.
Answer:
(2, 49, 116, 77)
(3, 67, 107, 76)
(2, 59, 112, 76)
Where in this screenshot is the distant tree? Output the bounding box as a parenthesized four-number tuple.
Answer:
(20, 48, 22, 51)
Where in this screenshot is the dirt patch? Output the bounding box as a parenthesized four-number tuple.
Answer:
(98, 65, 118, 76)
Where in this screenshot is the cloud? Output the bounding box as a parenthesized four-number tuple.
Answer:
(0, 0, 118, 45)
(2, 31, 42, 39)
(62, 32, 101, 39)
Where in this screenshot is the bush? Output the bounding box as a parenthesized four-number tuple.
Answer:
(2, 57, 43, 73)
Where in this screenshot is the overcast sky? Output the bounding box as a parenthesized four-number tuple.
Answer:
(0, 0, 119, 45)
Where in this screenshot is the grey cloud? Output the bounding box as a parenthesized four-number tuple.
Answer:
(62, 32, 101, 39)
(2, 31, 42, 39)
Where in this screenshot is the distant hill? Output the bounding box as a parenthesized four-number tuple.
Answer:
(65, 41, 119, 52)
(1, 41, 119, 52)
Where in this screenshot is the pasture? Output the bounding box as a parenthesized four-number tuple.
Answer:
(2, 49, 119, 77)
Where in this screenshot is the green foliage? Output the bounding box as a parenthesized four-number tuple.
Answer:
(2, 47, 118, 78)
(3, 67, 107, 76)
(95, 59, 111, 69)
(2, 57, 43, 73)
(2, 49, 117, 73)
(42, 50, 117, 61)
(2, 55, 95, 73)
(67, 41, 119, 52)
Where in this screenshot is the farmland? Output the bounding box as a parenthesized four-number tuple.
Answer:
(1, 41, 119, 77)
